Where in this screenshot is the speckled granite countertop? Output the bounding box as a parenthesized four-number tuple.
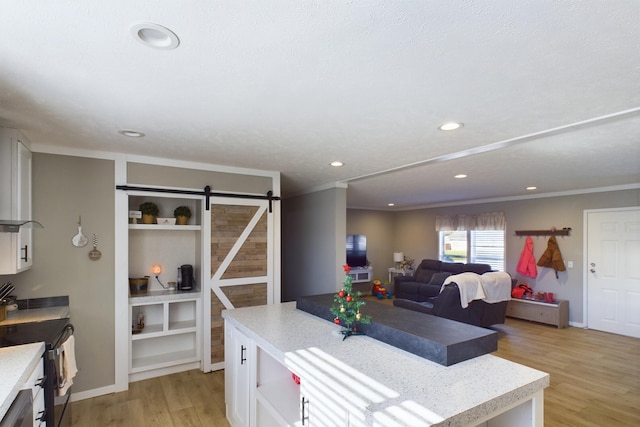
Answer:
(0, 342, 45, 420)
(223, 302, 550, 426)
(0, 306, 70, 326)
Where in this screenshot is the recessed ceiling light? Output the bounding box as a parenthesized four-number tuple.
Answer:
(526, 186, 537, 191)
(388, 203, 395, 207)
(130, 23, 180, 50)
(439, 122, 463, 131)
(330, 161, 344, 167)
(118, 130, 145, 138)
(454, 174, 467, 179)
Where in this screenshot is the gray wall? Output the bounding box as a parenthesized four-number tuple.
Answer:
(349, 188, 640, 324)
(345, 209, 395, 282)
(1, 153, 116, 393)
(282, 187, 346, 301)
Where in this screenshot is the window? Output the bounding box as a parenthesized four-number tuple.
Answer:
(439, 230, 505, 271)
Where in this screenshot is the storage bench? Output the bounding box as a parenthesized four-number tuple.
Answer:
(506, 298, 569, 328)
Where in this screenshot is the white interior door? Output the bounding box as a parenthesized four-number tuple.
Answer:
(586, 208, 640, 338)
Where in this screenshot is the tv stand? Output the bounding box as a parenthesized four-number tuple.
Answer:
(348, 267, 371, 283)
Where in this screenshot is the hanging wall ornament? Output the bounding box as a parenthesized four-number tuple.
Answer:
(71, 216, 88, 247)
(88, 234, 102, 261)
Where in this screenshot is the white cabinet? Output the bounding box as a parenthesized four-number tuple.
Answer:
(348, 268, 372, 283)
(129, 296, 201, 381)
(225, 323, 253, 427)
(126, 191, 204, 382)
(225, 321, 304, 427)
(0, 128, 34, 274)
(254, 346, 302, 427)
(22, 357, 45, 426)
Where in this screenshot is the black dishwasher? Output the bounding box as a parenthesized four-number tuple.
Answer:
(0, 389, 32, 427)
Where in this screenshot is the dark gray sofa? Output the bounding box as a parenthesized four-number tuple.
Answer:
(393, 259, 510, 327)
(394, 259, 492, 301)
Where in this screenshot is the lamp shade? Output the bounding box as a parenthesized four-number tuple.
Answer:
(393, 252, 404, 262)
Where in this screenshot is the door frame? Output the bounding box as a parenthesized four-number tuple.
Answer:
(583, 206, 640, 329)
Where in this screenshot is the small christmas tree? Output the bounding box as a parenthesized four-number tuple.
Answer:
(331, 264, 371, 339)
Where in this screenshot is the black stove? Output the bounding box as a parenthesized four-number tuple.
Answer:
(0, 302, 74, 427)
(0, 318, 70, 348)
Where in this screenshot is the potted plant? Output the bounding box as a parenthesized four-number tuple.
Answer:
(173, 205, 192, 225)
(139, 202, 159, 224)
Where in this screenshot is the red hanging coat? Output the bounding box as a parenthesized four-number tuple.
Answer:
(516, 236, 538, 278)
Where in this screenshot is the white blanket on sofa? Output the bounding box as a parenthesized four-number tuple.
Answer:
(441, 271, 512, 308)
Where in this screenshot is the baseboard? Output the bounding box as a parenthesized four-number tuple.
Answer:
(70, 384, 118, 402)
(569, 321, 586, 328)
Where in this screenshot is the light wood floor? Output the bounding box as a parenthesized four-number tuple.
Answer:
(71, 318, 639, 426)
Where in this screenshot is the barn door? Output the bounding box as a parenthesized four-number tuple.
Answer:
(203, 198, 275, 371)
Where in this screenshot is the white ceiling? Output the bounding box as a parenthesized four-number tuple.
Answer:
(1, 1, 639, 209)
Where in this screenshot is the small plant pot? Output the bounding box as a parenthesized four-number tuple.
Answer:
(129, 277, 149, 295)
(176, 215, 188, 225)
(142, 214, 156, 224)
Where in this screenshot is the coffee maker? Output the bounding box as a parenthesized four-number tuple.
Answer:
(178, 264, 195, 290)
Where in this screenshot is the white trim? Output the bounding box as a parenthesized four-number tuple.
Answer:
(350, 183, 640, 211)
(287, 181, 348, 198)
(30, 144, 121, 160)
(582, 206, 640, 329)
(69, 384, 118, 402)
(114, 154, 129, 393)
(30, 144, 281, 184)
(344, 107, 640, 184)
(122, 153, 279, 181)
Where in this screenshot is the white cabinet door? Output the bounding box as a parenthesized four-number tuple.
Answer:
(0, 129, 33, 274)
(16, 141, 33, 271)
(225, 323, 253, 427)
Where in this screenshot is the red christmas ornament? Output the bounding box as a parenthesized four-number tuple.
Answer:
(338, 290, 345, 298)
(346, 295, 352, 302)
(334, 318, 340, 324)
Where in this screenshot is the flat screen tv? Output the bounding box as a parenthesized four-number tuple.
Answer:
(346, 234, 367, 268)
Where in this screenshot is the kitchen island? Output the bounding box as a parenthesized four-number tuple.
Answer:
(223, 302, 549, 427)
(0, 342, 45, 420)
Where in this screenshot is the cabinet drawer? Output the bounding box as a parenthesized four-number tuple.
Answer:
(23, 358, 45, 398)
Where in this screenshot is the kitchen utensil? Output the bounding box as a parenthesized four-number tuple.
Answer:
(179, 265, 195, 290)
(71, 216, 88, 247)
(0, 283, 14, 302)
(0, 283, 10, 298)
(88, 234, 102, 260)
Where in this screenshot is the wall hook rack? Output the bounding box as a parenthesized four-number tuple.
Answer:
(515, 227, 571, 237)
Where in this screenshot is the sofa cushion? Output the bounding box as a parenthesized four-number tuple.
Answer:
(418, 259, 442, 271)
(414, 259, 442, 284)
(428, 272, 452, 287)
(464, 263, 493, 274)
(440, 262, 465, 274)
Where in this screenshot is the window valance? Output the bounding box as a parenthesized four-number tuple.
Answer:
(435, 211, 506, 231)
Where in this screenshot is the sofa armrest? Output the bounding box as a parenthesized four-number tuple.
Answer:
(394, 274, 415, 286)
(393, 298, 434, 315)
